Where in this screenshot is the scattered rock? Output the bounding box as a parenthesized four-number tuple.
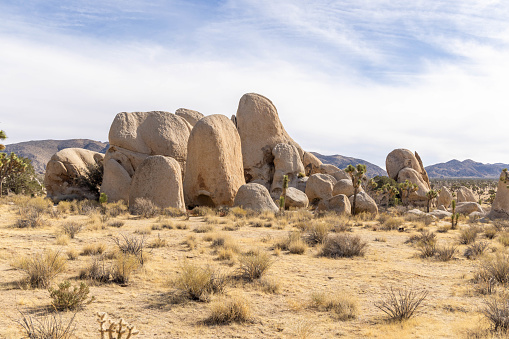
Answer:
(234, 183, 279, 213)
(429, 210, 452, 219)
(319, 164, 340, 176)
(317, 194, 351, 215)
(332, 179, 355, 197)
(407, 209, 425, 216)
(184, 114, 245, 207)
(303, 152, 322, 176)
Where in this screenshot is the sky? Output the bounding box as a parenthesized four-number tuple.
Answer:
(1, 0, 508, 168)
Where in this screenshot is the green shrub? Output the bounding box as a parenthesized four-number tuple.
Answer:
(49, 280, 94, 310)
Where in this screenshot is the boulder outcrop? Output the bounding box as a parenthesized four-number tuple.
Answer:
(455, 202, 484, 215)
(175, 108, 205, 127)
(305, 173, 337, 203)
(457, 186, 477, 203)
(45, 148, 104, 202)
(488, 170, 509, 219)
(233, 183, 279, 212)
(303, 152, 322, 176)
(317, 194, 351, 215)
(235, 93, 303, 187)
(284, 187, 309, 209)
(128, 156, 185, 210)
(101, 111, 191, 202)
(349, 191, 378, 215)
(437, 186, 453, 208)
(271, 143, 305, 198)
(332, 179, 356, 197)
(184, 114, 245, 207)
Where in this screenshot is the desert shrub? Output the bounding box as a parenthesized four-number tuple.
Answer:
(61, 221, 82, 239)
(238, 250, 273, 281)
(49, 280, 94, 310)
(134, 227, 151, 235)
(256, 277, 280, 294)
(108, 220, 125, 228)
(113, 233, 146, 265)
(148, 234, 167, 248)
(192, 206, 215, 217)
(129, 198, 159, 218)
(483, 296, 509, 332)
(288, 236, 307, 255)
(437, 225, 450, 233)
(15, 250, 66, 288)
(435, 244, 457, 261)
(111, 253, 140, 284)
(66, 249, 79, 261)
(104, 201, 128, 217)
(206, 295, 251, 324)
(184, 235, 198, 250)
(310, 291, 358, 320)
(15, 205, 46, 228)
(406, 230, 436, 246)
(81, 243, 106, 256)
(211, 234, 240, 253)
(79, 258, 110, 283)
(484, 226, 498, 240)
(17, 310, 76, 339)
(458, 226, 480, 245)
(229, 206, 249, 219)
(306, 221, 331, 245)
(319, 234, 367, 258)
(476, 254, 509, 285)
(464, 241, 490, 259)
(175, 262, 228, 301)
(417, 241, 437, 258)
(74, 163, 103, 200)
(375, 285, 428, 322)
(381, 217, 404, 231)
(498, 232, 509, 247)
(57, 201, 72, 214)
(176, 222, 188, 230)
(194, 224, 213, 233)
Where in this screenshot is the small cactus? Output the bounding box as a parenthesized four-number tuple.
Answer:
(279, 175, 289, 215)
(97, 312, 139, 339)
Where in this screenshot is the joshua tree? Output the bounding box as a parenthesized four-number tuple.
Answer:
(451, 200, 459, 229)
(279, 175, 288, 215)
(345, 164, 366, 215)
(0, 152, 28, 196)
(425, 189, 438, 213)
(0, 130, 6, 150)
(398, 180, 419, 205)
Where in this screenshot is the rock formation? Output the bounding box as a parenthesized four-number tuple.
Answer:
(385, 149, 431, 205)
(175, 108, 205, 127)
(271, 143, 305, 198)
(233, 183, 279, 212)
(437, 186, 453, 208)
(303, 152, 322, 176)
(45, 148, 104, 202)
(488, 169, 509, 219)
(184, 114, 245, 207)
(317, 194, 351, 215)
(284, 187, 309, 209)
(234, 93, 303, 188)
(349, 191, 378, 215)
(456, 186, 477, 203)
(455, 202, 484, 215)
(128, 156, 185, 210)
(305, 173, 337, 204)
(101, 111, 191, 202)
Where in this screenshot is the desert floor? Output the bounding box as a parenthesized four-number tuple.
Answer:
(0, 197, 505, 338)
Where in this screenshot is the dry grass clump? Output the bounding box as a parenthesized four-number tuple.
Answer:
(103, 201, 129, 217)
(238, 249, 273, 281)
(406, 230, 436, 245)
(113, 234, 146, 265)
(79, 254, 139, 285)
(206, 295, 251, 324)
(175, 261, 228, 301)
(274, 231, 307, 254)
(458, 226, 481, 245)
(191, 206, 215, 217)
(380, 216, 405, 231)
(129, 198, 159, 218)
(15, 205, 47, 228)
(309, 291, 358, 320)
(374, 285, 428, 322)
(319, 234, 367, 258)
(66, 249, 79, 260)
(305, 221, 332, 245)
(255, 277, 280, 294)
(108, 220, 125, 228)
(55, 235, 70, 246)
(484, 226, 498, 239)
(464, 241, 490, 259)
(475, 254, 509, 286)
(211, 234, 240, 261)
(434, 244, 457, 262)
(81, 243, 106, 256)
(61, 221, 83, 239)
(14, 250, 66, 288)
(497, 232, 509, 247)
(194, 224, 213, 233)
(204, 215, 228, 225)
(57, 200, 72, 214)
(148, 234, 167, 248)
(161, 207, 186, 217)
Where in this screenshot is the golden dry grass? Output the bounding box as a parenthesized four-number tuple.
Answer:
(0, 198, 506, 338)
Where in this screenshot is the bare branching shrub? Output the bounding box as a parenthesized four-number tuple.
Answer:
(113, 234, 146, 265)
(238, 250, 273, 281)
(435, 244, 457, 261)
(15, 250, 66, 288)
(498, 232, 509, 247)
(309, 291, 358, 320)
(464, 241, 490, 259)
(79, 258, 111, 283)
(375, 285, 428, 322)
(175, 262, 228, 301)
(206, 295, 251, 324)
(319, 234, 367, 258)
(476, 254, 509, 285)
(61, 221, 82, 239)
(17, 309, 77, 339)
(459, 226, 480, 245)
(417, 241, 437, 258)
(483, 296, 509, 332)
(406, 230, 436, 245)
(129, 198, 159, 218)
(15, 205, 46, 228)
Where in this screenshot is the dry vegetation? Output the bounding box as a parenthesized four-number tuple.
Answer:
(1, 195, 509, 338)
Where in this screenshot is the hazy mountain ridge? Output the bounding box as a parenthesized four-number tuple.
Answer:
(425, 159, 509, 178)
(311, 152, 388, 178)
(3, 139, 109, 173)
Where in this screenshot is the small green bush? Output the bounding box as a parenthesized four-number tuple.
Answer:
(49, 280, 94, 310)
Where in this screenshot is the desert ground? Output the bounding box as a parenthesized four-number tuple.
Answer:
(0, 195, 507, 338)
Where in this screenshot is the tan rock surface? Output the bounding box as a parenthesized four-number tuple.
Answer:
(235, 93, 303, 186)
(332, 179, 355, 197)
(457, 186, 477, 203)
(175, 108, 205, 127)
(44, 148, 104, 202)
(489, 170, 509, 219)
(128, 156, 185, 210)
(349, 191, 378, 215)
(271, 143, 305, 198)
(284, 187, 309, 209)
(437, 186, 453, 208)
(317, 194, 351, 215)
(234, 183, 279, 212)
(303, 152, 322, 176)
(455, 202, 484, 215)
(184, 114, 245, 207)
(305, 173, 337, 203)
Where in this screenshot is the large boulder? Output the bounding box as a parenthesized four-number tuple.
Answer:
(331, 169, 350, 182)
(45, 148, 104, 202)
(305, 173, 337, 203)
(101, 111, 191, 202)
(488, 170, 509, 219)
(235, 93, 303, 187)
(386, 149, 425, 181)
(397, 168, 430, 204)
(128, 156, 185, 210)
(284, 187, 309, 209)
(349, 191, 378, 215)
(184, 114, 245, 207)
(457, 186, 477, 203)
(429, 209, 452, 219)
(455, 202, 484, 215)
(303, 152, 322, 176)
(233, 183, 279, 213)
(271, 143, 305, 198)
(317, 194, 351, 215)
(437, 186, 453, 208)
(175, 108, 204, 127)
(319, 164, 341, 176)
(332, 179, 356, 197)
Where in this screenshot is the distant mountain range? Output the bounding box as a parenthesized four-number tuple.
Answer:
(2, 139, 507, 178)
(3, 139, 108, 173)
(424, 159, 509, 178)
(312, 152, 387, 178)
